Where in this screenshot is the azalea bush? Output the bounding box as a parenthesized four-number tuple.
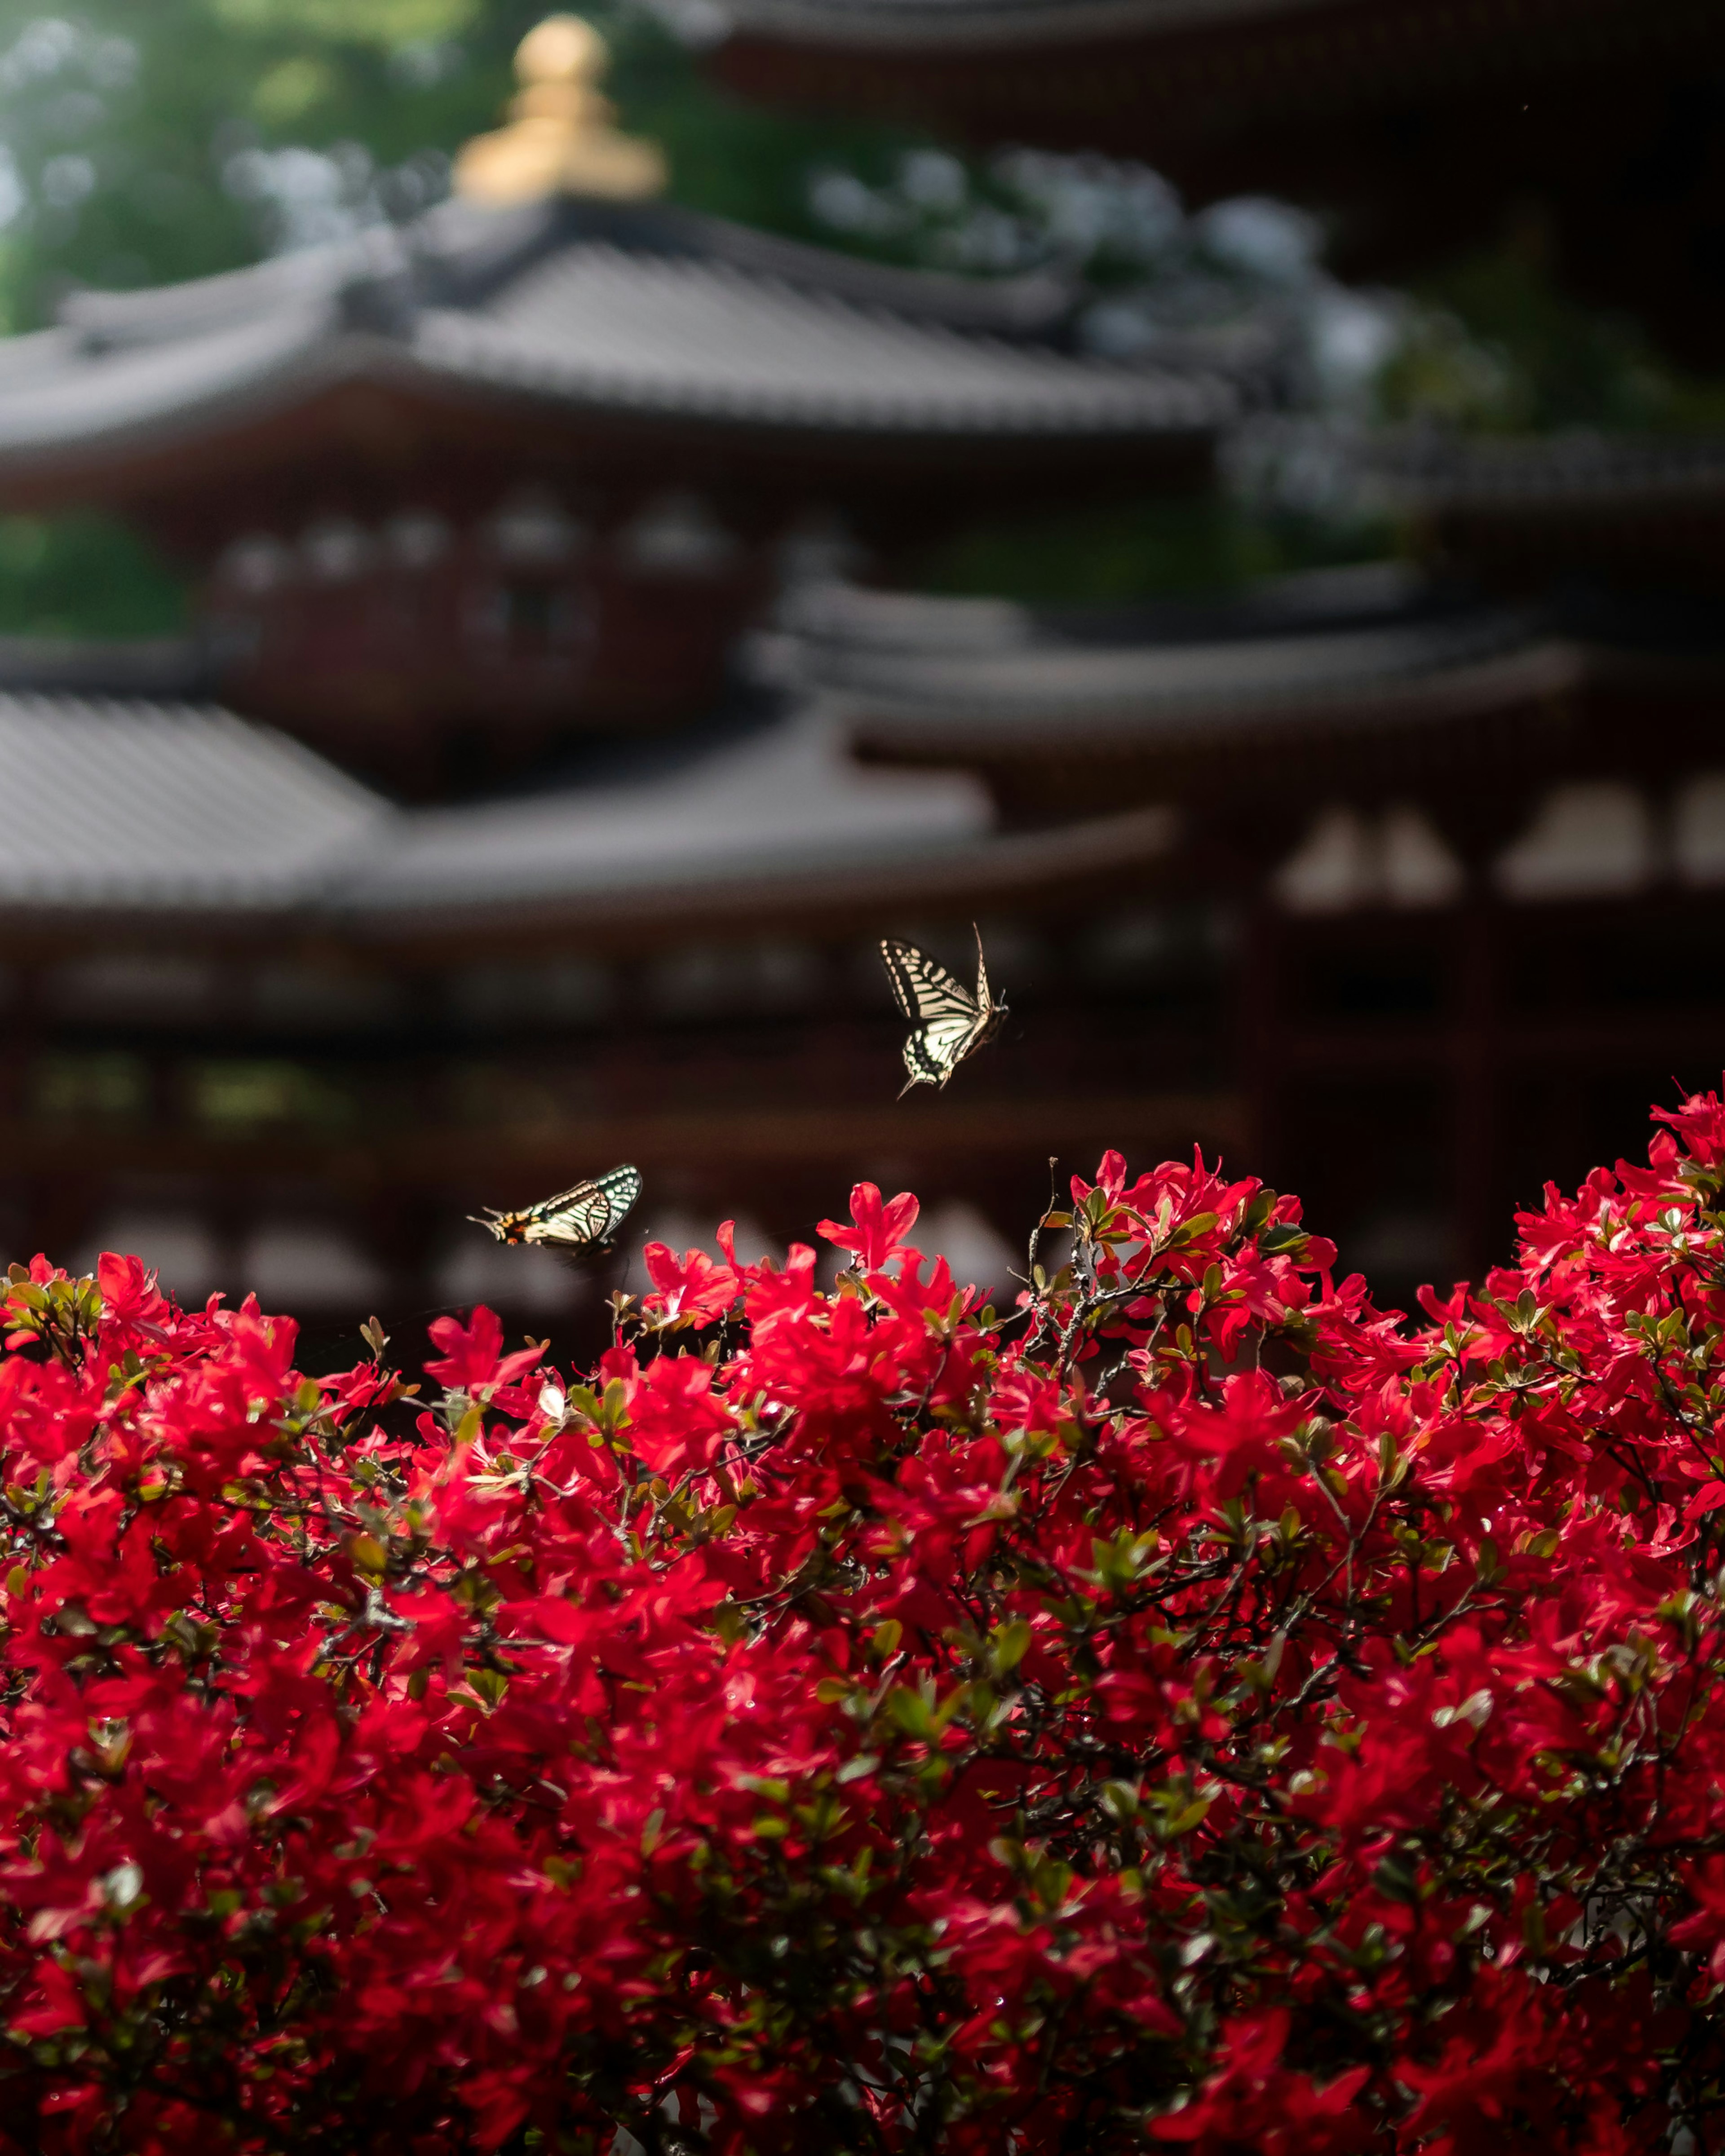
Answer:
(11, 1097, 1725, 2152)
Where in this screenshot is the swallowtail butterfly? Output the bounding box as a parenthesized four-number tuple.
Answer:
(470, 1162, 642, 1253)
(880, 927, 1006, 1097)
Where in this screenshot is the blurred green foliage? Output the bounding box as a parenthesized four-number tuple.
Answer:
(0, 0, 942, 329)
(912, 497, 1396, 604)
(0, 512, 188, 635)
(1377, 243, 1725, 436)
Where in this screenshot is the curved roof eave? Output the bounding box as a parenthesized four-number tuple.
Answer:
(0, 323, 1226, 498)
(841, 640, 1587, 760)
(0, 320, 397, 483)
(343, 800, 1180, 943)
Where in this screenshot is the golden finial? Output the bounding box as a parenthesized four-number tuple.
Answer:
(453, 15, 667, 206)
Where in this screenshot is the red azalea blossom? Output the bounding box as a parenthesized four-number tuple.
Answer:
(10, 1100, 1725, 2147)
(424, 1303, 542, 1392)
(641, 1238, 741, 1328)
(818, 1179, 920, 1273)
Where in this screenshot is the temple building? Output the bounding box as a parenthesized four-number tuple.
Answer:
(0, 200, 1216, 794)
(0, 16, 1236, 1339)
(0, 13, 1721, 1338)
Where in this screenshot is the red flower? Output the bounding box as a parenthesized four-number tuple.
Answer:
(425, 1305, 542, 1391)
(641, 1241, 739, 1328)
(0, 1099, 1721, 2152)
(818, 1181, 919, 1273)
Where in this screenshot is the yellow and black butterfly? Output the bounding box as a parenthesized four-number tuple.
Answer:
(880, 926, 1006, 1098)
(470, 1163, 642, 1253)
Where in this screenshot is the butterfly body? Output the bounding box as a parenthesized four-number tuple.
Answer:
(880, 928, 1006, 1096)
(471, 1162, 642, 1253)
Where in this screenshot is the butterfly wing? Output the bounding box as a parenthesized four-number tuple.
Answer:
(519, 1180, 613, 1249)
(885, 937, 997, 1093)
(593, 1162, 642, 1237)
(880, 939, 978, 1025)
(901, 1013, 981, 1095)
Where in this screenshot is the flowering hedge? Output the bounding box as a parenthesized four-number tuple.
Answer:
(8, 1097, 1725, 2152)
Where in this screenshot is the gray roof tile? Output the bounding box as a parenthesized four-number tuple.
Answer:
(0, 201, 1228, 466)
(343, 706, 991, 915)
(0, 691, 995, 921)
(782, 573, 1571, 752)
(421, 245, 1212, 431)
(0, 695, 387, 910)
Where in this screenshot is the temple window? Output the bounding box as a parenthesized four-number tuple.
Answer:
(1497, 782, 1656, 901)
(1380, 807, 1466, 909)
(216, 533, 294, 593)
(486, 486, 586, 566)
(1274, 807, 1374, 915)
(1673, 773, 1725, 886)
(384, 510, 453, 570)
(1276, 806, 1464, 914)
(620, 493, 739, 577)
(301, 517, 375, 583)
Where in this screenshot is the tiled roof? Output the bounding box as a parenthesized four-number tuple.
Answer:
(0, 689, 1000, 919)
(784, 569, 1573, 754)
(345, 706, 992, 917)
(0, 695, 387, 910)
(0, 199, 1228, 469)
(418, 246, 1214, 433)
(0, 687, 1181, 927)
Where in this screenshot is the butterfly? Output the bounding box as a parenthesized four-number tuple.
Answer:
(880, 926, 1007, 1098)
(470, 1162, 642, 1253)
